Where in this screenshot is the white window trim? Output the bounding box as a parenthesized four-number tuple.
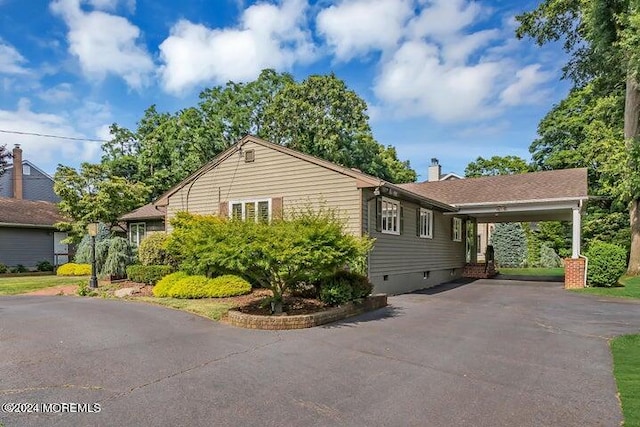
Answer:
(453, 217, 462, 242)
(129, 222, 146, 247)
(228, 198, 272, 223)
(381, 197, 401, 235)
(419, 208, 433, 239)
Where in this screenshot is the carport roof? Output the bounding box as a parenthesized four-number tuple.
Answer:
(398, 168, 588, 206)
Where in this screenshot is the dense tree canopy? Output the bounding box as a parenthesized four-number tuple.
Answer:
(0, 144, 9, 177)
(517, 0, 640, 271)
(464, 155, 530, 177)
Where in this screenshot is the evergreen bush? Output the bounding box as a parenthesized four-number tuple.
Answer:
(138, 233, 175, 266)
(100, 237, 135, 278)
(126, 265, 174, 285)
(153, 272, 188, 297)
(585, 241, 627, 287)
(490, 223, 527, 268)
(57, 263, 91, 276)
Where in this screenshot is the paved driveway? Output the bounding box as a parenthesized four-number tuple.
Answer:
(1, 279, 639, 427)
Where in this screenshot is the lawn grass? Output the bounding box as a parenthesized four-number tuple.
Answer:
(134, 297, 236, 321)
(0, 275, 88, 295)
(611, 335, 640, 427)
(499, 267, 565, 277)
(573, 276, 640, 300)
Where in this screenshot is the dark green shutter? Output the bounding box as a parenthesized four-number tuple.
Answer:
(416, 208, 421, 236)
(400, 205, 404, 235)
(375, 197, 382, 232)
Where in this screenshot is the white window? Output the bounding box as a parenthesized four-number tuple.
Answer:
(381, 198, 400, 235)
(419, 208, 433, 238)
(129, 222, 146, 246)
(229, 199, 271, 223)
(22, 164, 31, 175)
(453, 217, 462, 242)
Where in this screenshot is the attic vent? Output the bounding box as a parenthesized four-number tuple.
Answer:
(244, 149, 255, 163)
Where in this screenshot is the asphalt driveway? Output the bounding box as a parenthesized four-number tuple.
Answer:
(1, 279, 639, 427)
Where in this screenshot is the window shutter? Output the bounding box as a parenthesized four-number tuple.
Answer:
(416, 208, 421, 236)
(375, 197, 382, 232)
(272, 197, 283, 220)
(219, 202, 229, 218)
(400, 205, 404, 234)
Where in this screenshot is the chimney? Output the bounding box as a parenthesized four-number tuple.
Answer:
(12, 144, 22, 199)
(428, 158, 441, 182)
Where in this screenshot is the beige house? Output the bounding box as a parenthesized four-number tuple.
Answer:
(123, 135, 589, 294)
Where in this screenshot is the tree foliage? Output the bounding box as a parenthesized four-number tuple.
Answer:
(517, 0, 640, 273)
(100, 69, 416, 202)
(53, 163, 150, 241)
(490, 223, 527, 268)
(0, 144, 10, 177)
(464, 155, 530, 177)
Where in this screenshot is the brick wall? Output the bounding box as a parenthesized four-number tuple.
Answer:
(225, 294, 388, 330)
(564, 258, 586, 289)
(462, 262, 497, 279)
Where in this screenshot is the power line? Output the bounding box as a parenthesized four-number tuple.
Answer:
(0, 129, 108, 143)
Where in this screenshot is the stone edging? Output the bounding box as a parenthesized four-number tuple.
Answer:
(225, 294, 388, 330)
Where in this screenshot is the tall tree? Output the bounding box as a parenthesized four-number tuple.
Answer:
(517, 0, 640, 273)
(464, 155, 530, 177)
(54, 163, 150, 242)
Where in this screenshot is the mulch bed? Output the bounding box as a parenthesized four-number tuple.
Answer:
(236, 296, 328, 316)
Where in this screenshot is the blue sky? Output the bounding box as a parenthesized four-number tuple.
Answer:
(0, 0, 570, 181)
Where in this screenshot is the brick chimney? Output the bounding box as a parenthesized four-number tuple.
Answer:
(428, 158, 441, 182)
(12, 144, 22, 199)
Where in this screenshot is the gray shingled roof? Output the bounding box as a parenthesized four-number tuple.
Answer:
(398, 168, 588, 206)
(0, 197, 64, 226)
(120, 203, 166, 221)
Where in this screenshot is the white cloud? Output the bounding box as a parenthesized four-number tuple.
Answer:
(316, 0, 413, 61)
(0, 99, 102, 173)
(87, 0, 135, 13)
(0, 40, 29, 75)
(158, 0, 315, 94)
(374, 41, 503, 122)
(500, 64, 553, 106)
(50, 0, 153, 89)
(38, 83, 75, 103)
(407, 0, 483, 39)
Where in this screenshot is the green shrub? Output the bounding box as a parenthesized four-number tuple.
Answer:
(100, 237, 135, 278)
(168, 275, 213, 299)
(585, 241, 627, 287)
(138, 233, 175, 266)
(166, 210, 373, 304)
(206, 275, 251, 297)
(539, 244, 562, 268)
(10, 264, 28, 273)
(0, 263, 7, 274)
(36, 260, 54, 272)
(153, 272, 188, 297)
(126, 265, 174, 285)
(74, 223, 110, 266)
(166, 274, 252, 299)
(319, 270, 373, 305)
(57, 263, 91, 276)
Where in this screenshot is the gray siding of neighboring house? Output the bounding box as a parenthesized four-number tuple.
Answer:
(0, 227, 53, 268)
(0, 166, 59, 202)
(166, 140, 362, 235)
(362, 188, 466, 295)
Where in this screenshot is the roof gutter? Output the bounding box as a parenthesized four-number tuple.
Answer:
(0, 222, 58, 229)
(453, 196, 589, 208)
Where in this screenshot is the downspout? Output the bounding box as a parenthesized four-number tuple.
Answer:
(580, 254, 588, 287)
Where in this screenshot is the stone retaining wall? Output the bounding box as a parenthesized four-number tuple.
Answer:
(225, 294, 388, 330)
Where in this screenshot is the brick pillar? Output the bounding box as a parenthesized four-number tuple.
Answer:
(564, 258, 586, 289)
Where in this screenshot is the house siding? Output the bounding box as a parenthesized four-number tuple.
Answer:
(0, 227, 53, 268)
(362, 189, 466, 294)
(166, 140, 362, 235)
(0, 166, 59, 202)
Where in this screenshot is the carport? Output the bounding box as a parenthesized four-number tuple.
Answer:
(400, 168, 590, 288)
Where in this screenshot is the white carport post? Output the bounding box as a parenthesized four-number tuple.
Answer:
(571, 206, 581, 259)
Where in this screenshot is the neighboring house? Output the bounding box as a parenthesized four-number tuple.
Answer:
(120, 203, 167, 246)
(123, 135, 588, 294)
(0, 145, 68, 268)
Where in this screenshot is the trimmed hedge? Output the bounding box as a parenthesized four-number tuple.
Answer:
(126, 265, 174, 285)
(57, 263, 92, 276)
(153, 272, 188, 297)
(585, 241, 627, 287)
(138, 233, 175, 266)
(153, 273, 251, 299)
(319, 271, 373, 305)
